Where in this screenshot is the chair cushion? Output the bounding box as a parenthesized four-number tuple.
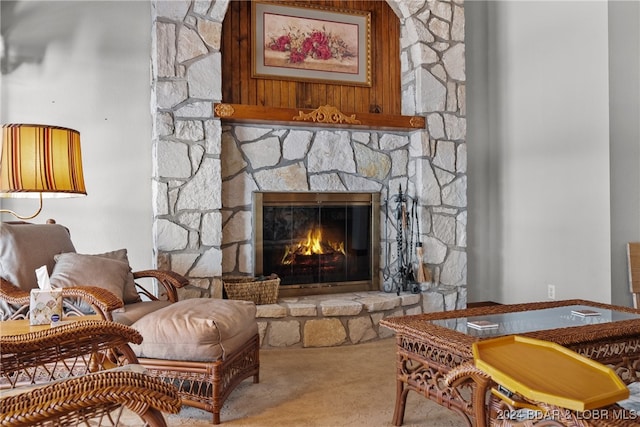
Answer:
(49, 253, 131, 312)
(0, 223, 76, 292)
(130, 299, 257, 362)
(112, 300, 172, 326)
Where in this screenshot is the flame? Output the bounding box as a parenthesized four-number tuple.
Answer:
(301, 227, 324, 255)
(281, 226, 345, 265)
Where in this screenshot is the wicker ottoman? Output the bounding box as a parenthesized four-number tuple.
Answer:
(129, 298, 260, 424)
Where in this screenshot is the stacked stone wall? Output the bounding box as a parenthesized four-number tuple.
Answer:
(150, 0, 467, 304)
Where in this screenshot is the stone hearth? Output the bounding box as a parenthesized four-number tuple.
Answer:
(257, 287, 465, 348)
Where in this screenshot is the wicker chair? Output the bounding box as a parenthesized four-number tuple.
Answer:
(0, 221, 189, 324)
(0, 319, 181, 427)
(0, 221, 260, 424)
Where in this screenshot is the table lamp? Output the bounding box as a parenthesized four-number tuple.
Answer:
(0, 124, 87, 220)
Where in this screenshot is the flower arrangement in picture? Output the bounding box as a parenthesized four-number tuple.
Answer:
(268, 26, 355, 64)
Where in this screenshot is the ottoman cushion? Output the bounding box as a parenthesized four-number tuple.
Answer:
(130, 298, 257, 362)
(112, 300, 173, 326)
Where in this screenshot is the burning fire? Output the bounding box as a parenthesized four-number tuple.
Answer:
(281, 227, 345, 265)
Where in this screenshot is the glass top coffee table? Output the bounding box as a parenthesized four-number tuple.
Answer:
(434, 303, 640, 338)
(380, 299, 640, 427)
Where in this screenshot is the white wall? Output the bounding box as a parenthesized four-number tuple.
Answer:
(500, 1, 611, 304)
(609, 0, 640, 306)
(0, 1, 154, 272)
(468, 1, 640, 305)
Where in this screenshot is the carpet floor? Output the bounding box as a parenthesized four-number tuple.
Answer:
(166, 338, 467, 427)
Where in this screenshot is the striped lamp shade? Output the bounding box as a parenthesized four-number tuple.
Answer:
(1, 124, 86, 198)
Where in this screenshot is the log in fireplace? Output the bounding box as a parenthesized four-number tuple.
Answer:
(253, 192, 380, 297)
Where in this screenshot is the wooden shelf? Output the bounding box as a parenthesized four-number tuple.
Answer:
(213, 103, 425, 132)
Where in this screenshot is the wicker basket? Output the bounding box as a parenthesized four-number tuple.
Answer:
(223, 275, 280, 305)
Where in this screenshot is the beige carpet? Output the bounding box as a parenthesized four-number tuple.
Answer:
(166, 338, 467, 426)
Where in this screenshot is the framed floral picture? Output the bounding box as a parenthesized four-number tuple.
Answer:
(252, 1, 372, 87)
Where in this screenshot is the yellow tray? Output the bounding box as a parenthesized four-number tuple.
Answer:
(472, 335, 629, 411)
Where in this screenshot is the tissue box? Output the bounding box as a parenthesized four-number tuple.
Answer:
(30, 289, 63, 325)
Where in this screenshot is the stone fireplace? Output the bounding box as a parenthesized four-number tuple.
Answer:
(149, 0, 467, 306)
(254, 191, 379, 297)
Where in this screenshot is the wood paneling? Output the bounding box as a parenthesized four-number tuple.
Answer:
(221, 0, 401, 115)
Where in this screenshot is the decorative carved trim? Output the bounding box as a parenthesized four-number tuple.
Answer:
(214, 103, 235, 117)
(409, 116, 424, 128)
(213, 103, 425, 131)
(293, 105, 362, 125)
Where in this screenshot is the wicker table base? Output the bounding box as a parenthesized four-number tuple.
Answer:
(380, 299, 640, 427)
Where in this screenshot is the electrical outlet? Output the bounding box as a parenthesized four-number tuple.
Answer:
(547, 284, 556, 300)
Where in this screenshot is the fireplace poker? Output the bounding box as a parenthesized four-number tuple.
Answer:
(405, 199, 416, 288)
(396, 187, 406, 295)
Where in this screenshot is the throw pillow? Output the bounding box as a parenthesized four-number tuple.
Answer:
(91, 249, 141, 304)
(50, 253, 131, 313)
(0, 223, 76, 292)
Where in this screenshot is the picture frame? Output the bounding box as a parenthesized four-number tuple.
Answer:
(252, 1, 372, 87)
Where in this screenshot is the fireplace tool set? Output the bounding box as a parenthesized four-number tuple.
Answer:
(383, 185, 424, 295)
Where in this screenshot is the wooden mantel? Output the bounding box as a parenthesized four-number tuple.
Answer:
(213, 103, 426, 132)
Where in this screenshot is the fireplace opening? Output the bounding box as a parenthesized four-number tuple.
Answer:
(254, 192, 380, 297)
